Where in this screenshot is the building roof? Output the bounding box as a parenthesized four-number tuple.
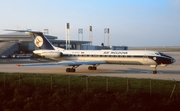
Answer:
(50, 39, 90, 44)
(0, 32, 57, 41)
(0, 32, 91, 44)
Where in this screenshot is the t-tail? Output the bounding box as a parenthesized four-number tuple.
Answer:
(30, 32, 55, 50)
(4, 29, 64, 51)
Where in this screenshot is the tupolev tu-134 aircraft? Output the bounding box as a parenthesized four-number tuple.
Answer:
(5, 29, 176, 74)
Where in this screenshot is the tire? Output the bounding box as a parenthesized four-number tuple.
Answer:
(92, 67, 97, 70)
(66, 68, 70, 72)
(88, 66, 92, 70)
(70, 68, 76, 72)
(153, 71, 157, 74)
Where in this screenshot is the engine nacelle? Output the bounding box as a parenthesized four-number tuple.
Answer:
(41, 52, 63, 58)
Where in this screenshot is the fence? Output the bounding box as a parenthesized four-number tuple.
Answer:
(0, 72, 180, 99)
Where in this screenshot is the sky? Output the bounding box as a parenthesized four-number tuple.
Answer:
(0, 0, 180, 46)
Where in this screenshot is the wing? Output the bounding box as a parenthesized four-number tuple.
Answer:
(17, 60, 106, 66)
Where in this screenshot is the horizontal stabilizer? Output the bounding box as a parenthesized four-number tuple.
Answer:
(4, 29, 45, 33)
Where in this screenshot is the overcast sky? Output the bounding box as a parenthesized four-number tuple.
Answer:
(0, 0, 180, 46)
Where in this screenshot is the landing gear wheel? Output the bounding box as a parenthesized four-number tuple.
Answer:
(88, 66, 97, 70)
(66, 68, 76, 72)
(88, 66, 93, 70)
(66, 68, 71, 72)
(153, 71, 157, 74)
(92, 67, 97, 70)
(70, 68, 76, 72)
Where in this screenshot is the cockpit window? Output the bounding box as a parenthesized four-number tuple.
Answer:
(159, 52, 165, 56)
(159, 52, 171, 58)
(155, 52, 160, 55)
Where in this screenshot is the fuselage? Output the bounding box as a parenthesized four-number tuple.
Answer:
(6, 29, 176, 74)
(33, 49, 176, 66)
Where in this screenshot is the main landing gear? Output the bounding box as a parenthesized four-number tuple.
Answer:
(66, 65, 99, 72)
(66, 66, 79, 72)
(88, 64, 99, 70)
(88, 66, 97, 70)
(66, 68, 76, 72)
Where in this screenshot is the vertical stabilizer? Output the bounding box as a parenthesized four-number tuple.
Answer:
(30, 32, 55, 50)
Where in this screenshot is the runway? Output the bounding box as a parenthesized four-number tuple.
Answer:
(0, 52, 180, 81)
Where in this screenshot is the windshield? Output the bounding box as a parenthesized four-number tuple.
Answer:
(155, 52, 160, 55)
(159, 52, 171, 58)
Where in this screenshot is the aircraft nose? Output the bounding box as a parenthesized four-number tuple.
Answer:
(172, 58, 176, 63)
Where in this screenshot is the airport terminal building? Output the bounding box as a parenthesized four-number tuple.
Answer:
(0, 31, 128, 58)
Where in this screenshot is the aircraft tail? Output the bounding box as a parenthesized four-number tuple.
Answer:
(4, 29, 64, 50)
(30, 32, 55, 50)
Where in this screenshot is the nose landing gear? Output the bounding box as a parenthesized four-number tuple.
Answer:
(150, 65, 157, 74)
(152, 66, 157, 74)
(153, 70, 157, 74)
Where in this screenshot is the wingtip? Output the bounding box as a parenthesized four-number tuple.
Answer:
(16, 64, 22, 67)
(4, 29, 10, 31)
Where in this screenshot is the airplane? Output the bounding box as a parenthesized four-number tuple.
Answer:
(5, 29, 176, 74)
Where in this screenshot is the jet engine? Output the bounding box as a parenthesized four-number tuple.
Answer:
(41, 52, 63, 58)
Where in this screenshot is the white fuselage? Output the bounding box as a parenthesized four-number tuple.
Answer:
(33, 49, 164, 66)
(6, 29, 175, 73)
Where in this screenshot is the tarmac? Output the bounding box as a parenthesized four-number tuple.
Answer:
(0, 51, 180, 81)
